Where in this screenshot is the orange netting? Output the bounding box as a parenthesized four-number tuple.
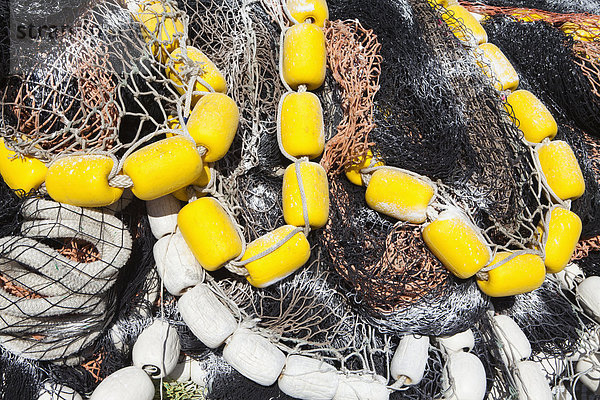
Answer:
(322, 178, 450, 314)
(321, 19, 382, 175)
(573, 235, 600, 261)
(81, 352, 104, 382)
(57, 239, 101, 263)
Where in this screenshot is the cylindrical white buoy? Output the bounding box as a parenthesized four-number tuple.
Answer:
(390, 334, 429, 385)
(437, 330, 475, 354)
(442, 352, 486, 400)
(132, 319, 181, 378)
(278, 355, 340, 399)
(89, 366, 154, 400)
(222, 328, 286, 386)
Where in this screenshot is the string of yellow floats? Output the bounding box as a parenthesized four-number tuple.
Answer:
(343, 0, 585, 297)
(0, 0, 333, 289)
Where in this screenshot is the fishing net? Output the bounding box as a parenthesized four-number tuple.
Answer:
(1, 0, 600, 398)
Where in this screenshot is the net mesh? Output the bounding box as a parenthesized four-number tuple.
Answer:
(1, 0, 600, 398)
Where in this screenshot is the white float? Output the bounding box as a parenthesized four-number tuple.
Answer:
(442, 352, 486, 400)
(437, 330, 475, 354)
(89, 366, 154, 400)
(278, 355, 340, 400)
(390, 334, 429, 385)
(132, 319, 180, 378)
(492, 315, 531, 365)
(168, 356, 192, 382)
(222, 328, 286, 386)
(333, 373, 389, 400)
(514, 361, 552, 400)
(178, 283, 237, 348)
(153, 232, 204, 296)
(577, 276, 600, 322)
(146, 195, 181, 239)
(553, 263, 584, 291)
(576, 354, 600, 393)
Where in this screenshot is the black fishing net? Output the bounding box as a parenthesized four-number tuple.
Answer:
(481, 15, 600, 238)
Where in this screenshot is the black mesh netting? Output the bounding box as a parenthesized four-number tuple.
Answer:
(481, 15, 600, 238)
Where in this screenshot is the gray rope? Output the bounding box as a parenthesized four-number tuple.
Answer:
(0, 199, 131, 361)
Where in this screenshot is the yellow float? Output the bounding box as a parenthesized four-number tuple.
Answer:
(365, 167, 434, 224)
(178, 197, 243, 271)
(46, 155, 123, 207)
(123, 136, 203, 201)
(282, 161, 329, 229)
(242, 225, 310, 288)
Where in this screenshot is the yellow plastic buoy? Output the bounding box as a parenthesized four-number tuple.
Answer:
(166, 46, 227, 105)
(178, 197, 243, 271)
(282, 161, 329, 229)
(242, 225, 310, 288)
(509, 9, 545, 22)
(279, 92, 325, 159)
(138, 3, 184, 62)
(123, 136, 203, 201)
(172, 163, 212, 202)
(537, 140, 585, 200)
(46, 155, 123, 207)
(282, 23, 326, 90)
(167, 115, 181, 130)
(185, 93, 239, 162)
(427, 0, 448, 8)
(478, 43, 519, 92)
(422, 209, 490, 279)
(0, 139, 47, 195)
(285, 0, 329, 27)
(562, 22, 600, 42)
(344, 150, 384, 186)
(476, 252, 546, 297)
(365, 167, 434, 224)
(542, 207, 582, 274)
(505, 90, 557, 143)
(442, 5, 488, 45)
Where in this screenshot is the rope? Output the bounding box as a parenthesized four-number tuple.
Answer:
(0, 199, 131, 361)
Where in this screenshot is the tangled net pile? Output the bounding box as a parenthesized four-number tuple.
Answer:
(2, 0, 600, 398)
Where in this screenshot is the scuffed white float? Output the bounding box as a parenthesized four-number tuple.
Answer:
(178, 283, 237, 348)
(514, 361, 552, 400)
(553, 263, 584, 291)
(168, 356, 192, 383)
(190, 357, 210, 387)
(532, 352, 566, 381)
(576, 354, 600, 393)
(492, 315, 531, 365)
(333, 373, 389, 400)
(153, 232, 204, 296)
(390, 334, 429, 385)
(38, 382, 82, 400)
(89, 366, 154, 400)
(553, 383, 574, 400)
(278, 355, 340, 399)
(577, 276, 600, 322)
(146, 195, 181, 239)
(223, 328, 286, 386)
(437, 330, 475, 354)
(442, 352, 486, 400)
(132, 319, 180, 378)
